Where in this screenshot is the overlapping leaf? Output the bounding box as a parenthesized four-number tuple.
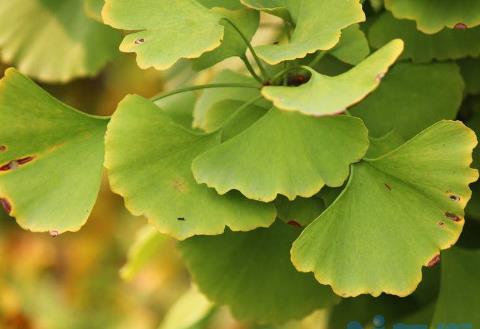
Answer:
(0, 69, 108, 233)
(350, 62, 464, 155)
(105, 95, 276, 240)
(0, 0, 120, 82)
(329, 24, 370, 65)
(179, 221, 339, 324)
(192, 109, 369, 202)
(430, 247, 480, 327)
(191, 8, 259, 71)
(84, 0, 104, 22)
(385, 0, 480, 34)
(458, 58, 480, 95)
(261, 40, 403, 116)
(291, 121, 478, 297)
(369, 13, 480, 63)
(241, 0, 366, 64)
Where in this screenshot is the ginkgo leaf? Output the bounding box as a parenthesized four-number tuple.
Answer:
(369, 13, 480, 63)
(159, 286, 214, 329)
(329, 24, 370, 65)
(178, 221, 339, 324)
(291, 121, 478, 298)
(0, 68, 108, 233)
(350, 62, 464, 142)
(385, 0, 480, 34)
(105, 95, 276, 240)
(458, 58, 480, 95)
(120, 225, 167, 281)
(192, 109, 369, 202)
(430, 247, 480, 327)
(193, 70, 265, 131)
(261, 40, 403, 116)
(241, 0, 366, 64)
(154, 92, 196, 129)
(0, 0, 120, 83)
(103, 0, 248, 70)
(191, 7, 259, 71)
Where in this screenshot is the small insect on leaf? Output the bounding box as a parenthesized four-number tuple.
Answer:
(287, 220, 302, 228)
(134, 38, 145, 45)
(454, 22, 468, 30)
(427, 254, 441, 268)
(0, 198, 12, 215)
(49, 230, 60, 237)
(177, 217, 185, 221)
(445, 212, 462, 222)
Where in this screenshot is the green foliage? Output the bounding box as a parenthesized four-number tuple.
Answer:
(0, 0, 120, 82)
(2, 0, 480, 326)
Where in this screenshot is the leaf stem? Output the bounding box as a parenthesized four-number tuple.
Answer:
(150, 83, 260, 102)
(221, 17, 269, 80)
(241, 55, 263, 83)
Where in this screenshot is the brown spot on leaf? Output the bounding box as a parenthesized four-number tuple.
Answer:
(445, 212, 462, 222)
(376, 72, 385, 82)
(384, 183, 391, 191)
(454, 22, 468, 30)
(0, 198, 11, 214)
(177, 217, 185, 221)
(427, 254, 441, 268)
(288, 75, 308, 86)
(135, 38, 145, 45)
(0, 145, 6, 152)
(16, 156, 35, 165)
(0, 156, 35, 171)
(448, 193, 460, 202)
(172, 178, 189, 193)
(287, 220, 302, 228)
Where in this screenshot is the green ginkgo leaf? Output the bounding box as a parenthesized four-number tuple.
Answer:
(0, 68, 108, 233)
(458, 58, 480, 95)
(193, 70, 265, 132)
(191, 7, 259, 71)
(261, 40, 403, 116)
(178, 221, 339, 324)
(192, 109, 369, 202)
(369, 13, 480, 63)
(350, 62, 464, 143)
(241, 0, 366, 64)
(329, 24, 370, 65)
(291, 121, 478, 297)
(105, 95, 276, 240)
(385, 0, 480, 34)
(159, 286, 214, 329)
(103, 0, 253, 71)
(0, 0, 120, 83)
(430, 247, 480, 327)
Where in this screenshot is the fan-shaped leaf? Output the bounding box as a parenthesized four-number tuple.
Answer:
(105, 95, 276, 240)
(330, 24, 370, 65)
(192, 109, 369, 202)
(261, 40, 403, 116)
(178, 221, 339, 324)
(291, 121, 478, 297)
(430, 247, 480, 327)
(0, 0, 120, 82)
(369, 13, 480, 63)
(350, 62, 464, 142)
(102, 0, 224, 70)
(0, 69, 108, 233)
(241, 0, 366, 64)
(385, 0, 480, 34)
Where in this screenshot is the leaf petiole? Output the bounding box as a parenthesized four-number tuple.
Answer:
(150, 83, 261, 102)
(221, 17, 270, 81)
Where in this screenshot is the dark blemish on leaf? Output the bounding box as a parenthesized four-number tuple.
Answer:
(449, 194, 460, 202)
(287, 220, 302, 228)
(135, 38, 145, 45)
(273, 41, 279, 45)
(454, 23, 468, 30)
(177, 217, 185, 221)
(16, 156, 35, 165)
(0, 145, 6, 152)
(0, 156, 35, 172)
(445, 212, 462, 222)
(0, 198, 11, 214)
(288, 75, 308, 86)
(384, 183, 391, 191)
(438, 221, 445, 227)
(49, 230, 59, 237)
(427, 254, 441, 268)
